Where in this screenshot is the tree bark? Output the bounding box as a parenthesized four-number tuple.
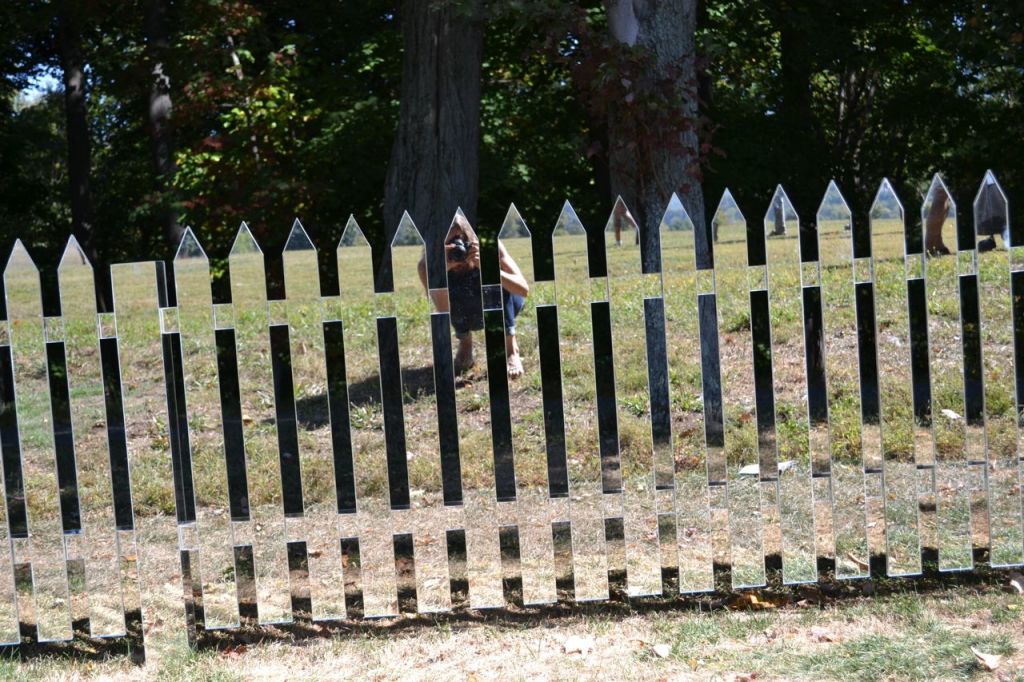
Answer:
(778, 12, 827, 223)
(55, 6, 99, 266)
(605, 0, 706, 273)
(144, 0, 184, 251)
(383, 0, 484, 290)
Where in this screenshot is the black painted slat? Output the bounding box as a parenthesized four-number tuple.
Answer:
(591, 301, 620, 493)
(484, 309, 516, 501)
(0, 346, 27, 536)
(536, 304, 568, 497)
(431, 313, 463, 506)
(269, 324, 303, 516)
(323, 320, 356, 514)
(376, 317, 410, 509)
(46, 341, 80, 532)
(215, 328, 250, 520)
(99, 336, 133, 530)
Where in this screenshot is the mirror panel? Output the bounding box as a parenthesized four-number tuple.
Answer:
(604, 198, 661, 596)
(173, 230, 239, 629)
(442, 212, 504, 609)
(228, 225, 291, 623)
(817, 181, 868, 578)
(57, 237, 125, 636)
(110, 261, 187, 659)
(764, 186, 816, 583)
(869, 179, 921, 576)
(4, 242, 72, 642)
(921, 176, 973, 571)
(711, 190, 765, 588)
(659, 195, 713, 592)
(552, 201, 609, 601)
(973, 171, 1023, 567)
(498, 206, 557, 605)
(336, 218, 398, 617)
(390, 213, 451, 613)
(282, 222, 346, 620)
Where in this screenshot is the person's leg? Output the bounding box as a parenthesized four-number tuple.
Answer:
(454, 330, 474, 373)
(503, 291, 526, 378)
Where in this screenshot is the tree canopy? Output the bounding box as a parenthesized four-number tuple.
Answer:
(0, 0, 1021, 291)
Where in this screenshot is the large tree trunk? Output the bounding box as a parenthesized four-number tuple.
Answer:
(778, 14, 827, 223)
(606, 0, 706, 273)
(383, 0, 484, 290)
(144, 0, 184, 252)
(55, 7, 99, 266)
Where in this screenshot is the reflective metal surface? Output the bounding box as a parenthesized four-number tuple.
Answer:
(551, 201, 609, 601)
(816, 181, 868, 579)
(228, 225, 291, 624)
(57, 237, 125, 636)
(868, 179, 921, 576)
(4, 242, 72, 642)
(711, 190, 765, 588)
(110, 260, 187, 659)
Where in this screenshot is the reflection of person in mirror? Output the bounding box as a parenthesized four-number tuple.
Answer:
(613, 200, 639, 246)
(417, 213, 530, 379)
(975, 179, 1010, 252)
(924, 185, 951, 256)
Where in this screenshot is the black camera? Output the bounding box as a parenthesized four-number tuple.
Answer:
(447, 238, 470, 262)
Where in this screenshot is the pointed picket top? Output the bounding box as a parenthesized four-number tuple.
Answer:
(712, 188, 745, 227)
(605, 197, 636, 234)
(973, 169, 1010, 246)
(174, 227, 207, 262)
(4, 239, 38, 277)
(444, 209, 472, 243)
(229, 222, 262, 257)
(659, 193, 694, 233)
(869, 178, 903, 221)
(4, 240, 42, 317)
(921, 174, 957, 258)
(922, 174, 957, 222)
(338, 215, 370, 249)
(764, 185, 799, 234)
(284, 218, 315, 253)
(337, 216, 375, 304)
(604, 197, 641, 281)
(59, 235, 92, 270)
(816, 181, 854, 266)
(816, 180, 852, 223)
(391, 211, 424, 248)
(552, 200, 586, 237)
(498, 203, 530, 239)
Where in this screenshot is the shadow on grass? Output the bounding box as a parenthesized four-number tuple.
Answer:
(1, 550, 1015, 667)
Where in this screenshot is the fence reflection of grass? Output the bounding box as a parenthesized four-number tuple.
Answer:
(7, 214, 1020, 580)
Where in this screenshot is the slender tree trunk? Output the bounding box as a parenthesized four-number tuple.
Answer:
(606, 0, 706, 273)
(383, 0, 484, 290)
(55, 7, 99, 265)
(144, 0, 184, 251)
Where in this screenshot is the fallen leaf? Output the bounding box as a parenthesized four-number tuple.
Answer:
(308, 549, 323, 558)
(846, 551, 870, 571)
(241, 413, 253, 425)
(971, 646, 1001, 671)
(223, 644, 248, 659)
(652, 643, 671, 658)
(941, 408, 962, 421)
(563, 635, 595, 656)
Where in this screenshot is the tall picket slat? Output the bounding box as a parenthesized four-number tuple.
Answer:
(228, 224, 292, 624)
(3, 242, 72, 642)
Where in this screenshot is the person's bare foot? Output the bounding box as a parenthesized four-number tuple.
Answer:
(454, 335, 474, 374)
(507, 352, 524, 379)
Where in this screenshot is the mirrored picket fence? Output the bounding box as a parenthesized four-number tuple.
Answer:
(0, 172, 1022, 661)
